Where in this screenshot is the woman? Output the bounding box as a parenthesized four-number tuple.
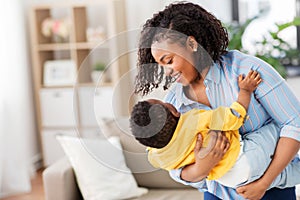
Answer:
(134, 2, 300, 200)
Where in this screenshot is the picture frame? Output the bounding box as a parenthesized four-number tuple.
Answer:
(43, 60, 77, 86)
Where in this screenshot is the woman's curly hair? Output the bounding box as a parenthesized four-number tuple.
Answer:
(130, 101, 179, 148)
(134, 2, 229, 96)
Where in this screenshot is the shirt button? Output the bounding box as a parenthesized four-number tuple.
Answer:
(204, 80, 208, 84)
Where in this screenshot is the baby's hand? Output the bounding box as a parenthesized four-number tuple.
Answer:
(238, 70, 262, 93)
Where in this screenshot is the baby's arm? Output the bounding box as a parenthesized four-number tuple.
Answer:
(181, 71, 263, 183)
(237, 70, 262, 111)
(209, 70, 262, 131)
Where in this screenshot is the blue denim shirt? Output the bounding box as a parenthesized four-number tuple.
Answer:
(164, 50, 300, 199)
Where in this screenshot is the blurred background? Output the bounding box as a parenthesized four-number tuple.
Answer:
(0, 0, 299, 199)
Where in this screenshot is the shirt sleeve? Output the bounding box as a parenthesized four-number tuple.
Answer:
(209, 102, 247, 131)
(252, 60, 300, 142)
(168, 168, 208, 192)
(256, 80, 300, 141)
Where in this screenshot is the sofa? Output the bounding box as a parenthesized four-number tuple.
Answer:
(42, 118, 204, 200)
(42, 117, 300, 200)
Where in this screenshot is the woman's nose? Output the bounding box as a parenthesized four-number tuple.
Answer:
(164, 67, 173, 76)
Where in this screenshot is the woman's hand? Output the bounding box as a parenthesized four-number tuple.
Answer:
(195, 131, 230, 166)
(236, 179, 268, 200)
(237, 137, 300, 199)
(180, 131, 230, 182)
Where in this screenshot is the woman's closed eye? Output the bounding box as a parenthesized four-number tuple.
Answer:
(160, 56, 173, 66)
(166, 58, 173, 65)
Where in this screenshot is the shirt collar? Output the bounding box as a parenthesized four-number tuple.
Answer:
(173, 84, 195, 108)
(204, 62, 221, 84)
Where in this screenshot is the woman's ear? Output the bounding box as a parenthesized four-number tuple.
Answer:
(170, 109, 180, 118)
(186, 36, 198, 52)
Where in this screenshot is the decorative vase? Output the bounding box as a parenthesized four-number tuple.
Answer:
(91, 71, 105, 83)
(53, 34, 69, 43)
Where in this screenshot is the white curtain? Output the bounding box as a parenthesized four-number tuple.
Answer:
(0, 0, 37, 198)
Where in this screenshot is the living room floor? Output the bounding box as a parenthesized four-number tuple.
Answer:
(1, 168, 299, 200)
(2, 169, 45, 200)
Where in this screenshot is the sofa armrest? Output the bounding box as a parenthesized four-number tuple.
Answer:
(42, 157, 82, 200)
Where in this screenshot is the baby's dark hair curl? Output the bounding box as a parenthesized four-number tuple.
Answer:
(130, 101, 178, 148)
(135, 2, 229, 96)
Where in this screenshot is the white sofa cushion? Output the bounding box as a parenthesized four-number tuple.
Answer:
(57, 135, 148, 200)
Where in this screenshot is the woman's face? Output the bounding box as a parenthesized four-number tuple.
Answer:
(151, 39, 199, 86)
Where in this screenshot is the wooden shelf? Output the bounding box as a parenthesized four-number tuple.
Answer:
(38, 43, 72, 51)
(30, 0, 129, 167)
(41, 82, 113, 89)
(41, 85, 75, 88)
(75, 42, 109, 50)
(77, 82, 113, 87)
(37, 42, 108, 51)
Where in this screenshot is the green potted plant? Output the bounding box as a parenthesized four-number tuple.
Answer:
(91, 62, 106, 83)
(226, 16, 258, 52)
(226, 16, 300, 78)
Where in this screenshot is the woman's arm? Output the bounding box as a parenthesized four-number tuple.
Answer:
(237, 137, 300, 199)
(259, 137, 300, 186)
(181, 131, 230, 182)
(236, 65, 300, 199)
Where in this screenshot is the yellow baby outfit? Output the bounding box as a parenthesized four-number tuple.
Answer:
(147, 102, 247, 180)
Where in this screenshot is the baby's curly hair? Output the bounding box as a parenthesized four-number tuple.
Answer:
(134, 2, 229, 96)
(130, 101, 179, 148)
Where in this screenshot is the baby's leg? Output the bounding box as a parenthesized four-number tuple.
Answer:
(217, 122, 280, 188)
(238, 122, 300, 188)
(241, 122, 280, 184)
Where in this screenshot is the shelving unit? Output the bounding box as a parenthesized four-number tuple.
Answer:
(29, 0, 129, 166)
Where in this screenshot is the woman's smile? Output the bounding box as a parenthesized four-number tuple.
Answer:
(172, 72, 182, 83)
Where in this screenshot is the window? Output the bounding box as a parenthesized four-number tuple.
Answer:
(232, 0, 299, 52)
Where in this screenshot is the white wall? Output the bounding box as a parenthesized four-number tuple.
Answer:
(164, 0, 232, 22)
(287, 77, 300, 100)
(19, 1, 41, 173)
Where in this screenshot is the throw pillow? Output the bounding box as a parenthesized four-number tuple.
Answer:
(97, 117, 189, 189)
(56, 135, 148, 200)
